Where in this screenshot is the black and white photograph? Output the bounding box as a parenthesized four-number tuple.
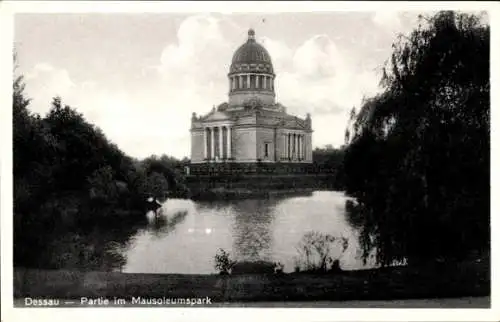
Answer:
(1, 1, 498, 321)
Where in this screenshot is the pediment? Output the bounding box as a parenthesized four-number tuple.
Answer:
(201, 110, 230, 121)
(283, 117, 307, 129)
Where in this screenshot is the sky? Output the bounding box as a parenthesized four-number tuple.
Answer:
(14, 11, 426, 159)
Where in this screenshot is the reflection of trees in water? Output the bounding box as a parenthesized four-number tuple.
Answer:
(195, 192, 311, 212)
(195, 200, 231, 213)
(147, 210, 188, 238)
(230, 199, 279, 262)
(39, 215, 148, 272)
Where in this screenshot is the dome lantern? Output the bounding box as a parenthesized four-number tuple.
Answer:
(248, 28, 256, 41)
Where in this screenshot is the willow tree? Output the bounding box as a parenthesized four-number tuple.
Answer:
(344, 11, 489, 266)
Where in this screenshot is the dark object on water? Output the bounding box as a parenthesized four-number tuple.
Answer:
(274, 262, 284, 275)
(145, 197, 163, 217)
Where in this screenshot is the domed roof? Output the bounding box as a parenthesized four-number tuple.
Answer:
(229, 29, 274, 74)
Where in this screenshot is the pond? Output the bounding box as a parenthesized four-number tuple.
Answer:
(115, 190, 377, 274)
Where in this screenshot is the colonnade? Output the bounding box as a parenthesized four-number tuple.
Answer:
(281, 132, 306, 161)
(203, 126, 231, 160)
(229, 74, 274, 91)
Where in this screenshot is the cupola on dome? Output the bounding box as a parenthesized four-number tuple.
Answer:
(227, 29, 276, 107)
(229, 29, 274, 74)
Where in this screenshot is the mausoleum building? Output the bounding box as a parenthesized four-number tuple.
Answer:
(190, 29, 313, 164)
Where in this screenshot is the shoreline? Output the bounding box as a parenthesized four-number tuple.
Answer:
(189, 187, 316, 200)
(13, 258, 490, 306)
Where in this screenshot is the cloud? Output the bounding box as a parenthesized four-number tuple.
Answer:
(372, 11, 404, 34)
(268, 34, 381, 148)
(24, 63, 76, 115)
(259, 36, 294, 72)
(22, 14, 235, 160)
(23, 63, 157, 156)
(157, 14, 234, 91)
(293, 34, 341, 79)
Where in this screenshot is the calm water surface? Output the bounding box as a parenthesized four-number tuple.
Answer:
(119, 191, 376, 274)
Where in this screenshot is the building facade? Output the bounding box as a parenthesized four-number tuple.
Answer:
(190, 29, 313, 164)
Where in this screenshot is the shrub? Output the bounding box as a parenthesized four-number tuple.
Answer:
(214, 248, 236, 275)
(294, 231, 349, 273)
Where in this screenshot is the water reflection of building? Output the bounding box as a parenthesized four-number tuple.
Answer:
(230, 198, 279, 262)
(190, 29, 313, 165)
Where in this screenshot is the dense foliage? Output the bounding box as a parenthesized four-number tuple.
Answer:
(312, 145, 346, 188)
(343, 11, 489, 266)
(13, 62, 189, 268)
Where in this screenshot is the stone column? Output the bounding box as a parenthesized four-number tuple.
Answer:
(285, 134, 288, 159)
(227, 126, 231, 159)
(263, 76, 267, 89)
(210, 127, 215, 160)
(297, 134, 301, 161)
(302, 134, 307, 160)
(304, 134, 307, 160)
(239, 75, 242, 89)
(304, 135, 306, 160)
(218, 126, 223, 159)
(203, 127, 207, 160)
(296, 134, 299, 160)
(302, 135, 305, 160)
(295, 134, 298, 160)
(304, 135, 309, 160)
(247, 74, 250, 89)
(301, 135, 304, 160)
(282, 134, 286, 159)
(287, 133, 291, 160)
(297, 134, 300, 160)
(256, 74, 260, 88)
(286, 134, 289, 160)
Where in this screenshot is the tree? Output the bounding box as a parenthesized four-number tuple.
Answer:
(87, 166, 119, 205)
(12, 57, 191, 268)
(144, 171, 169, 199)
(214, 248, 236, 275)
(312, 146, 346, 189)
(343, 11, 489, 266)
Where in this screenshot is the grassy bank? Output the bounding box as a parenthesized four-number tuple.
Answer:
(14, 257, 489, 305)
